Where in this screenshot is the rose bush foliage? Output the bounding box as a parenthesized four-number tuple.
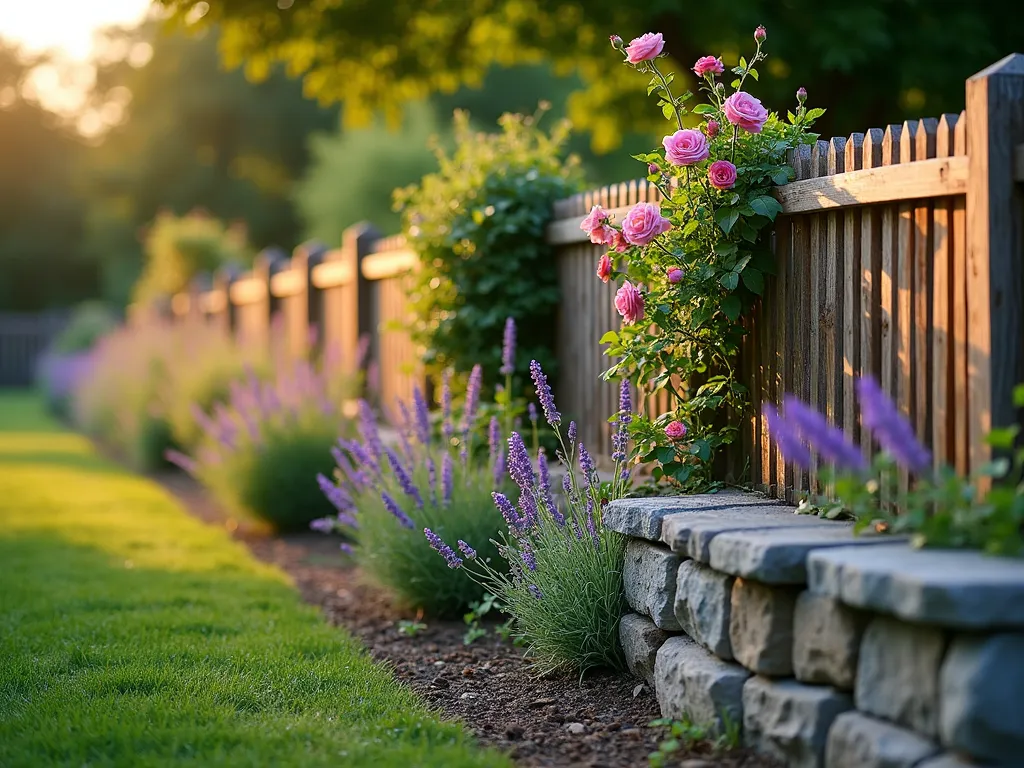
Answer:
(585, 28, 823, 489)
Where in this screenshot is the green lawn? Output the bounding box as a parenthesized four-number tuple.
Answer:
(0, 392, 509, 768)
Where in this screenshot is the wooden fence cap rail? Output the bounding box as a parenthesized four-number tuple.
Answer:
(362, 249, 418, 280)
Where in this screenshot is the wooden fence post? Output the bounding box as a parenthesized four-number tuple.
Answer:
(341, 223, 380, 375)
(965, 53, 1024, 474)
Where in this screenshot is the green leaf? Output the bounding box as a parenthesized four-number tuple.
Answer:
(741, 267, 764, 294)
(731, 79, 741, 89)
(648, 82, 661, 96)
(714, 207, 740, 234)
(655, 446, 676, 465)
(748, 69, 759, 81)
(1014, 385, 1024, 407)
(986, 426, 1020, 449)
(599, 330, 619, 345)
(749, 195, 784, 220)
(691, 103, 716, 115)
(721, 295, 741, 321)
(682, 219, 699, 237)
(770, 167, 793, 185)
(739, 56, 747, 70)
(662, 102, 676, 121)
(720, 271, 739, 291)
(805, 107, 827, 121)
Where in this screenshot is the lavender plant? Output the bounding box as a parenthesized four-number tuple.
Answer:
(424, 362, 633, 674)
(765, 377, 1024, 556)
(168, 356, 356, 532)
(314, 372, 510, 617)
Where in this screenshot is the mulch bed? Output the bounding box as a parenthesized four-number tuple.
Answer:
(157, 471, 778, 768)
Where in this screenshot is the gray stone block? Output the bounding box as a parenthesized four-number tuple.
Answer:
(675, 560, 734, 659)
(808, 544, 1024, 629)
(743, 676, 853, 768)
(619, 612, 670, 687)
(939, 632, 1024, 764)
(623, 539, 682, 630)
(793, 592, 869, 690)
(825, 711, 939, 768)
(654, 635, 750, 730)
(915, 755, 977, 768)
(730, 577, 799, 676)
(856, 616, 946, 738)
(603, 492, 778, 540)
(709, 525, 904, 584)
(662, 506, 832, 561)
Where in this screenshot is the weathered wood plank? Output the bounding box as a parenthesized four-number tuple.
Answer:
(311, 259, 355, 289)
(842, 133, 864, 441)
(896, 120, 918, 494)
(808, 139, 829, 494)
(914, 118, 938, 451)
(824, 137, 847, 461)
(932, 114, 958, 469)
(860, 128, 884, 461)
(952, 111, 969, 475)
(361, 249, 418, 280)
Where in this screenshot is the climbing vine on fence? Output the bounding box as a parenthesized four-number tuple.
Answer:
(583, 28, 823, 489)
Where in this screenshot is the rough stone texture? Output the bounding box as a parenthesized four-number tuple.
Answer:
(708, 525, 904, 584)
(619, 612, 670, 687)
(654, 636, 751, 730)
(743, 676, 852, 768)
(793, 592, 869, 690)
(808, 544, 1024, 628)
(662, 507, 832, 562)
(603, 492, 779, 540)
(623, 539, 682, 630)
(855, 616, 946, 738)
(675, 560, 735, 659)
(729, 577, 799, 676)
(824, 711, 940, 768)
(939, 632, 1024, 764)
(915, 755, 977, 768)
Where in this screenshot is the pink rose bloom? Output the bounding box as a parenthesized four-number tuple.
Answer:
(622, 202, 672, 246)
(667, 266, 684, 284)
(596, 254, 612, 283)
(754, 25, 767, 42)
(615, 281, 645, 324)
(706, 120, 720, 138)
(611, 230, 629, 253)
(693, 56, 725, 77)
(580, 205, 614, 244)
(708, 160, 738, 190)
(665, 421, 688, 440)
(723, 92, 769, 134)
(624, 33, 664, 64)
(663, 129, 709, 167)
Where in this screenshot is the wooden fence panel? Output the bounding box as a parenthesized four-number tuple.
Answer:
(0, 312, 65, 387)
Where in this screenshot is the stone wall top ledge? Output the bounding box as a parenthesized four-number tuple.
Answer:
(808, 544, 1024, 629)
(661, 506, 833, 561)
(603, 491, 781, 540)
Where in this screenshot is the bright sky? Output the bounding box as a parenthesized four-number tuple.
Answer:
(1, 0, 155, 129)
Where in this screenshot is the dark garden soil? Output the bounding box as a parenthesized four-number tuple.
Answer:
(156, 471, 779, 768)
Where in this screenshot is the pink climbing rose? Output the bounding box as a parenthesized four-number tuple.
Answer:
(580, 205, 615, 245)
(610, 230, 629, 253)
(596, 254, 612, 283)
(706, 120, 720, 138)
(624, 33, 664, 64)
(667, 266, 684, 284)
(708, 160, 738, 190)
(621, 202, 672, 246)
(663, 129, 709, 167)
(723, 91, 769, 134)
(665, 421, 688, 440)
(693, 56, 725, 77)
(614, 281, 645, 324)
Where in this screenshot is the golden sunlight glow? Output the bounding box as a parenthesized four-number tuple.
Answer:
(1, 0, 152, 59)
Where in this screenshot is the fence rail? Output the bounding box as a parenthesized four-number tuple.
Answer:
(150, 54, 1024, 500)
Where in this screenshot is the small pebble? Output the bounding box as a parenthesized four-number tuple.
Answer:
(529, 697, 556, 708)
(566, 722, 586, 735)
(459, 692, 478, 700)
(504, 725, 524, 740)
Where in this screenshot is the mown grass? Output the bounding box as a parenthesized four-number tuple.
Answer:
(0, 392, 510, 768)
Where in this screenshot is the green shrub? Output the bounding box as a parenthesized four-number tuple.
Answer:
(172, 359, 356, 532)
(51, 302, 118, 354)
(395, 108, 583, 394)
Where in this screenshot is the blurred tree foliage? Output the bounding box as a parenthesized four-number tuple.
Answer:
(0, 43, 94, 311)
(157, 0, 1023, 151)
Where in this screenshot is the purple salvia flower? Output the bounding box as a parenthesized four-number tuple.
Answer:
(782, 395, 866, 472)
(441, 370, 453, 445)
(567, 420, 577, 444)
(856, 377, 932, 472)
(317, 472, 354, 512)
(426, 456, 437, 505)
(442, 452, 454, 506)
(529, 360, 560, 426)
(457, 540, 477, 559)
(412, 386, 431, 446)
(492, 492, 525, 531)
(500, 317, 516, 376)
(381, 491, 415, 529)
(763, 404, 813, 471)
(386, 448, 423, 509)
(520, 542, 537, 571)
(529, 584, 543, 600)
(528, 403, 538, 423)
(462, 364, 483, 434)
(424, 528, 463, 569)
(507, 432, 536, 491)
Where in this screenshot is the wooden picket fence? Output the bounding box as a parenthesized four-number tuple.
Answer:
(0, 312, 67, 387)
(155, 54, 1024, 501)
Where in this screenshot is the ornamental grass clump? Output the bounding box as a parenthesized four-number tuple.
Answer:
(590, 28, 822, 490)
(425, 362, 634, 675)
(765, 377, 1024, 556)
(168, 355, 356, 532)
(315, 370, 509, 617)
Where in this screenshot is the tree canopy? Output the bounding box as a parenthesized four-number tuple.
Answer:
(156, 0, 1023, 150)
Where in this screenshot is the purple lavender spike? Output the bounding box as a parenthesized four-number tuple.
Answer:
(527, 403, 538, 423)
(567, 421, 577, 444)
(492, 492, 525, 531)
(441, 452, 454, 506)
(357, 400, 384, 463)
(317, 472, 355, 512)
(310, 517, 334, 533)
(585, 498, 600, 549)
(520, 542, 537, 571)
(856, 377, 932, 472)
(530, 360, 560, 426)
(413, 386, 431, 446)
(500, 317, 516, 376)
(506, 432, 535, 491)
(165, 449, 197, 476)
(492, 450, 506, 489)
(339, 542, 353, 555)
(537, 449, 562, 523)
(763, 404, 813, 471)
(382, 491, 415, 529)
(386, 448, 423, 509)
(462, 364, 483, 434)
(424, 528, 462, 569)
(457, 540, 477, 559)
(782, 395, 866, 471)
(426, 456, 437, 505)
(441, 370, 453, 445)
(529, 585, 543, 599)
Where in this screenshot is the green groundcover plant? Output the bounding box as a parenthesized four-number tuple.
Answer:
(425, 361, 634, 675)
(766, 377, 1024, 556)
(396, 108, 583, 394)
(583, 28, 821, 490)
(169, 353, 356, 532)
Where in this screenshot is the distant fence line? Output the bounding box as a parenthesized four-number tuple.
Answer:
(143, 55, 1024, 501)
(0, 312, 67, 387)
